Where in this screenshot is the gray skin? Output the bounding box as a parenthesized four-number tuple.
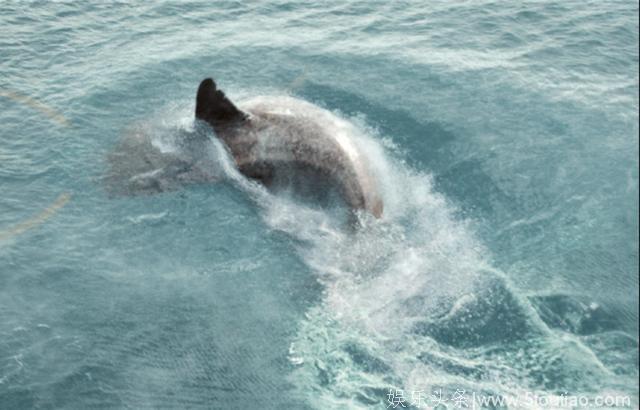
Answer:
(216, 95, 384, 218)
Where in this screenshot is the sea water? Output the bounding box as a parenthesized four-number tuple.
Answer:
(1, 1, 638, 409)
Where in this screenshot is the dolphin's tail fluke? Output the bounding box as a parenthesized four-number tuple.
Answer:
(195, 78, 247, 131)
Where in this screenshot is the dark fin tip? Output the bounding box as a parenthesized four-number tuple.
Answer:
(195, 78, 246, 130)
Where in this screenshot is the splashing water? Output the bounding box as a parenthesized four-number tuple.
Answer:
(166, 102, 635, 408)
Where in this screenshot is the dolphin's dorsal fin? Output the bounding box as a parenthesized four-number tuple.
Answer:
(195, 78, 247, 130)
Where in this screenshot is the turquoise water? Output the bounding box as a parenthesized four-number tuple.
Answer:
(1, 1, 638, 409)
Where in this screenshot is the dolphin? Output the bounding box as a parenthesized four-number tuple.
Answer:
(195, 78, 383, 218)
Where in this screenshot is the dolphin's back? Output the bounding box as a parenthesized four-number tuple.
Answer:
(235, 96, 383, 217)
(194, 79, 383, 218)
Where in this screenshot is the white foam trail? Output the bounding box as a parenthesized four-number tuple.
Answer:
(235, 108, 491, 337)
(141, 103, 502, 341)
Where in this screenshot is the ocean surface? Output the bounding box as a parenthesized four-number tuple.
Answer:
(1, 1, 638, 409)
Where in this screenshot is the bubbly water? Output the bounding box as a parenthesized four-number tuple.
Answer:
(1, 2, 638, 409)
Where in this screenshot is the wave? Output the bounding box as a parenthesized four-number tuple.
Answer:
(134, 99, 637, 409)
